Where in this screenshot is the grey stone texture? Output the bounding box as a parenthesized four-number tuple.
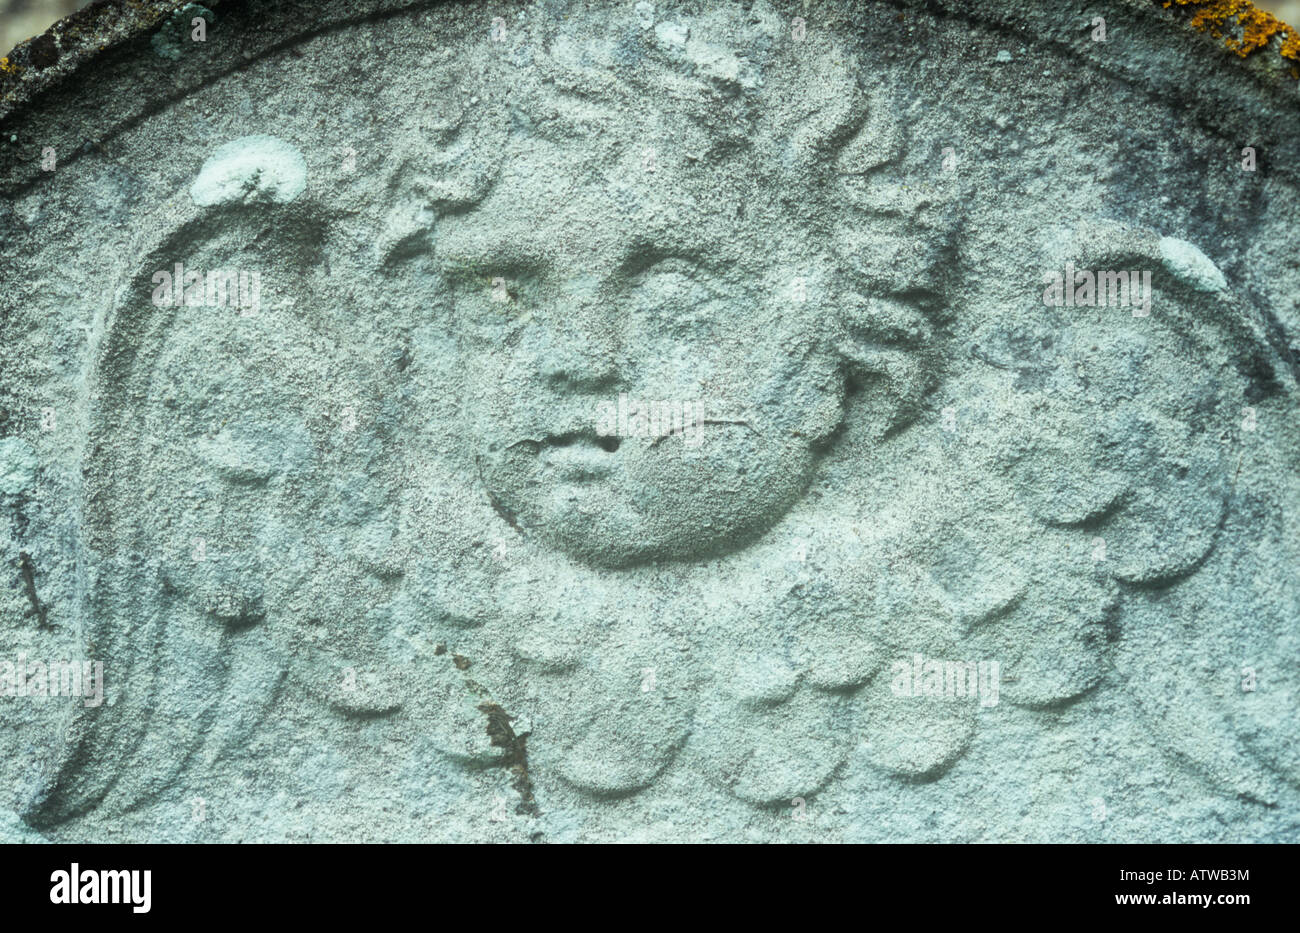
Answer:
(0, 0, 1298, 842)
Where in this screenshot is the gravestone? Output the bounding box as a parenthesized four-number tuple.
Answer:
(0, 0, 1298, 842)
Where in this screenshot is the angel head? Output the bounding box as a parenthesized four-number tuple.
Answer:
(406, 3, 960, 567)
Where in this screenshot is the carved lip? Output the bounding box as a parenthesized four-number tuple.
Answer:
(540, 430, 622, 453)
(539, 432, 620, 481)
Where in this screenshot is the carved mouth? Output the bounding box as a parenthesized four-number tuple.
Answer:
(543, 431, 622, 453)
(510, 430, 622, 481)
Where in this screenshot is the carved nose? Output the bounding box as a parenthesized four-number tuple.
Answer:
(540, 339, 621, 391)
(532, 273, 625, 389)
(535, 305, 623, 390)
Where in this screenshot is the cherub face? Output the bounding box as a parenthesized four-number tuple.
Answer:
(439, 139, 847, 567)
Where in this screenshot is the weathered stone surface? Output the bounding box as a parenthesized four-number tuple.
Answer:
(0, 0, 1298, 842)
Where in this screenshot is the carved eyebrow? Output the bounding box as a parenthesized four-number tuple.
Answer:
(623, 255, 736, 300)
(437, 235, 548, 277)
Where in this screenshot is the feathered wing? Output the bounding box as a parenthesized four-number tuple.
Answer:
(946, 219, 1300, 801)
(28, 204, 335, 825)
(779, 217, 1300, 804)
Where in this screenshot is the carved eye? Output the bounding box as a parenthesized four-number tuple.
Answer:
(445, 256, 543, 318)
(630, 266, 730, 336)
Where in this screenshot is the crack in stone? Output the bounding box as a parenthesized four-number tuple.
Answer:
(18, 551, 52, 630)
(441, 649, 540, 819)
(477, 701, 540, 819)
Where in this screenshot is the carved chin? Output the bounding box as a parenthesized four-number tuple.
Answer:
(525, 498, 780, 568)
(482, 437, 819, 567)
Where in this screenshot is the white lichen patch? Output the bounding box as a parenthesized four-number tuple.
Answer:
(1159, 236, 1228, 293)
(0, 437, 38, 495)
(190, 135, 307, 207)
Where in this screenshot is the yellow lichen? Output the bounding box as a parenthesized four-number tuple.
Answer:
(1163, 0, 1300, 63)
